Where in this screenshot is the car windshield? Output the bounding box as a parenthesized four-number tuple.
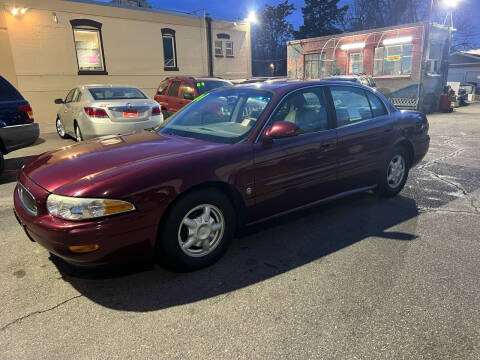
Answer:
(159, 88, 273, 144)
(195, 80, 232, 95)
(88, 87, 147, 100)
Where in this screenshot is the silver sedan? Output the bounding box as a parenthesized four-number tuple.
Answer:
(54, 85, 164, 142)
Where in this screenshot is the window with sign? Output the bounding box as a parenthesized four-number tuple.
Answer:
(374, 44, 413, 76)
(162, 28, 178, 70)
(70, 19, 107, 75)
(304, 53, 326, 79)
(195, 80, 232, 95)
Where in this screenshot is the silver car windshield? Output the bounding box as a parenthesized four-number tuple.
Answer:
(88, 87, 147, 100)
(159, 88, 273, 144)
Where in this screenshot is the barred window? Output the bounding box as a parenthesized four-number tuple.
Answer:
(304, 53, 326, 79)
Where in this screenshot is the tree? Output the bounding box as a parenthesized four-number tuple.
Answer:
(449, 9, 480, 51)
(251, 1, 296, 76)
(347, 0, 433, 32)
(295, 0, 349, 39)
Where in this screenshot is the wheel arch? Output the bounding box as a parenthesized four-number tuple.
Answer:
(156, 181, 247, 239)
(394, 139, 414, 166)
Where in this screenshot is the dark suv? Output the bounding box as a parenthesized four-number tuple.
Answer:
(154, 77, 232, 117)
(0, 76, 39, 173)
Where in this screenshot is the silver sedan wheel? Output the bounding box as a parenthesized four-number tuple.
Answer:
(56, 118, 65, 137)
(387, 154, 405, 189)
(75, 125, 82, 142)
(178, 204, 225, 258)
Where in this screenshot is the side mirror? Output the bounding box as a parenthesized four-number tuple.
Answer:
(263, 121, 301, 141)
(54, 98, 64, 104)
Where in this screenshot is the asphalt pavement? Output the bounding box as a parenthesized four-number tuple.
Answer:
(1, 104, 480, 359)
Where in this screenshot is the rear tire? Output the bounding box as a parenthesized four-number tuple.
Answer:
(157, 188, 235, 272)
(376, 146, 410, 198)
(74, 123, 83, 142)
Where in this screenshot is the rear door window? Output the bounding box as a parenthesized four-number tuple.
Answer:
(366, 92, 387, 117)
(329, 86, 373, 127)
(0, 77, 23, 101)
(180, 82, 195, 100)
(167, 81, 181, 97)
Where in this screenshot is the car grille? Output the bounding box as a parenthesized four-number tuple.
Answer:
(18, 183, 38, 216)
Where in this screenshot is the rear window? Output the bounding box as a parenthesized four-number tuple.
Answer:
(195, 80, 232, 95)
(0, 77, 23, 101)
(88, 87, 147, 100)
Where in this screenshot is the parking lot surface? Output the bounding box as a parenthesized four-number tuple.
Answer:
(1, 104, 480, 359)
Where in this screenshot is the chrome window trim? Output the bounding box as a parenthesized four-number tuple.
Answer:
(254, 83, 391, 143)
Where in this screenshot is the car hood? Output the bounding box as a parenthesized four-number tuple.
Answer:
(22, 131, 224, 195)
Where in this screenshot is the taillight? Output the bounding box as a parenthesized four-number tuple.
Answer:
(84, 107, 108, 118)
(19, 104, 34, 123)
(152, 106, 161, 115)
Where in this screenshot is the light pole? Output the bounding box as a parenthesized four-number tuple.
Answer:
(440, 0, 460, 28)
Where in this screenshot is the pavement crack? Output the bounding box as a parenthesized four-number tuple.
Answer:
(417, 207, 480, 216)
(419, 167, 468, 196)
(0, 294, 83, 332)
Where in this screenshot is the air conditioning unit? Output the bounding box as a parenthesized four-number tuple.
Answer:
(425, 59, 440, 75)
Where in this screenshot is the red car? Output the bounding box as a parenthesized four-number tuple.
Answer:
(14, 81, 430, 271)
(154, 77, 232, 117)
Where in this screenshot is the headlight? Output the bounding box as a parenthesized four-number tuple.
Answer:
(47, 194, 135, 221)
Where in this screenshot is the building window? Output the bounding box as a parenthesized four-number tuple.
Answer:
(161, 28, 178, 71)
(349, 53, 363, 74)
(226, 41, 234, 57)
(70, 19, 107, 75)
(374, 44, 413, 76)
(304, 53, 326, 79)
(215, 40, 223, 57)
(426, 41, 442, 75)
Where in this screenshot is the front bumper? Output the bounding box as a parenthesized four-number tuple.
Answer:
(412, 134, 430, 167)
(13, 173, 158, 267)
(0, 123, 39, 154)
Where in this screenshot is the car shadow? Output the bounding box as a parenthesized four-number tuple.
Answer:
(53, 192, 420, 312)
(0, 155, 37, 185)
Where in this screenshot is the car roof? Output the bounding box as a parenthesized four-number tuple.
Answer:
(165, 77, 230, 82)
(82, 84, 140, 89)
(231, 79, 369, 92)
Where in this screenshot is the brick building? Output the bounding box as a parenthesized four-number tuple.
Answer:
(287, 22, 451, 113)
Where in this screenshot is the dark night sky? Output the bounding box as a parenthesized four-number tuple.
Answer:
(96, 0, 479, 48)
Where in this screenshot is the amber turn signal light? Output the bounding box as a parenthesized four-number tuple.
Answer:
(68, 244, 100, 253)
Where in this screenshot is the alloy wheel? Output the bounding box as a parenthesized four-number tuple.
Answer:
(387, 154, 405, 189)
(56, 118, 65, 138)
(177, 204, 225, 258)
(75, 125, 82, 142)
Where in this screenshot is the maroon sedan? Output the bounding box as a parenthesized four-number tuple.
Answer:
(14, 81, 429, 271)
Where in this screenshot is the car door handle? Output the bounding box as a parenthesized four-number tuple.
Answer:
(320, 143, 335, 150)
(384, 128, 393, 133)
(179, 101, 185, 105)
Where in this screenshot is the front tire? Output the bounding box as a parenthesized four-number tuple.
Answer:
(74, 123, 83, 142)
(56, 117, 67, 139)
(376, 146, 410, 198)
(157, 189, 235, 271)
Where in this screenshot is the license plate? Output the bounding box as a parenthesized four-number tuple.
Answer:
(123, 112, 138, 117)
